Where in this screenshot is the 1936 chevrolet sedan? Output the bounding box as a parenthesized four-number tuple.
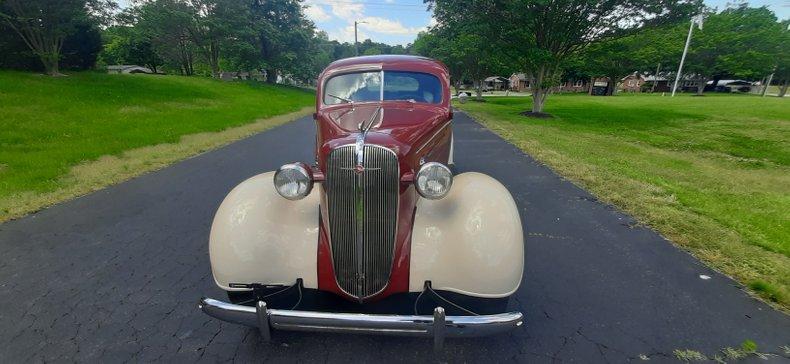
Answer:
(199, 55, 524, 349)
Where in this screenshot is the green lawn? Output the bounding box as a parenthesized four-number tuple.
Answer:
(0, 71, 313, 220)
(457, 94, 790, 309)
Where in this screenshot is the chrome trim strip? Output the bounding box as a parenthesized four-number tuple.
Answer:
(199, 298, 524, 342)
(354, 135, 365, 301)
(413, 120, 452, 157)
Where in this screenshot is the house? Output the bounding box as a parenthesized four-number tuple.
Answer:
(484, 76, 509, 91)
(556, 78, 588, 93)
(509, 73, 530, 92)
(220, 71, 252, 81)
(107, 65, 155, 74)
(644, 75, 671, 92)
(708, 79, 753, 93)
(620, 73, 644, 92)
(590, 77, 611, 95)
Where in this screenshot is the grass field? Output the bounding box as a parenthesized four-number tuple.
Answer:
(457, 94, 790, 309)
(0, 71, 313, 221)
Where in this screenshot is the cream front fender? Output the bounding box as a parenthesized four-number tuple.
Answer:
(410, 172, 524, 298)
(209, 172, 319, 291)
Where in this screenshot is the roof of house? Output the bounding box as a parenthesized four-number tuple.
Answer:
(621, 72, 649, 82)
(485, 76, 508, 82)
(707, 79, 753, 86)
(510, 73, 528, 81)
(107, 65, 154, 73)
(644, 75, 668, 82)
(107, 65, 144, 70)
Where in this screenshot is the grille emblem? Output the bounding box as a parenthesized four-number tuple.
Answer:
(341, 165, 380, 173)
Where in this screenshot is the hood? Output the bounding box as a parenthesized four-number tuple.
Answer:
(316, 103, 449, 171)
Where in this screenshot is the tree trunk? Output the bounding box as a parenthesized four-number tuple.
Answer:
(606, 78, 615, 96)
(474, 79, 483, 101)
(588, 77, 594, 95)
(650, 63, 661, 93)
(779, 79, 788, 97)
(47, 59, 60, 76)
(711, 75, 722, 91)
(530, 68, 548, 113)
(209, 41, 220, 78)
(696, 77, 707, 95)
(266, 69, 277, 83)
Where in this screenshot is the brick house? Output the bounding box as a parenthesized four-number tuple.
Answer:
(644, 75, 671, 92)
(620, 73, 644, 92)
(485, 76, 509, 91)
(509, 73, 530, 92)
(555, 78, 588, 93)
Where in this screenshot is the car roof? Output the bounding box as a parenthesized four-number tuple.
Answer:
(323, 55, 447, 74)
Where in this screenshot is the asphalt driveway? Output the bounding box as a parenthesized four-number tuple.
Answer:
(0, 112, 787, 362)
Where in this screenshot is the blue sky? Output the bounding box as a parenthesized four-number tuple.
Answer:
(117, 0, 789, 46)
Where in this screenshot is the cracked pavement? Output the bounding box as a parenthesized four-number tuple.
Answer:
(0, 111, 788, 363)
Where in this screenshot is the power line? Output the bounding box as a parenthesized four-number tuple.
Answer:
(307, 0, 428, 8)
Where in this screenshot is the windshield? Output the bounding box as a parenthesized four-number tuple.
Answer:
(324, 71, 442, 105)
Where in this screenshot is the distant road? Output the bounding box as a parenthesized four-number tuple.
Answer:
(0, 112, 788, 362)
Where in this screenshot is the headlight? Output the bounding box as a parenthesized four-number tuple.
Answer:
(415, 162, 453, 199)
(274, 163, 313, 200)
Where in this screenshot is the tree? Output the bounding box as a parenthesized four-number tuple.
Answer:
(579, 26, 684, 95)
(774, 21, 790, 97)
(419, 1, 508, 101)
(100, 26, 164, 72)
(60, 20, 103, 70)
(187, 0, 249, 78)
(412, 31, 463, 85)
(134, 0, 197, 75)
(250, 0, 313, 83)
(0, 0, 114, 75)
(428, 0, 701, 114)
(681, 6, 782, 95)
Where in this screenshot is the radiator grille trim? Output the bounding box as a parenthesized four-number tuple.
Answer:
(325, 145, 399, 299)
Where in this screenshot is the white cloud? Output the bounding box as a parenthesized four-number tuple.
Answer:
(330, 3, 365, 19)
(358, 16, 425, 36)
(304, 4, 331, 23)
(327, 24, 369, 43)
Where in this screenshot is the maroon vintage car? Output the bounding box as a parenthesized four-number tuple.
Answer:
(200, 55, 525, 349)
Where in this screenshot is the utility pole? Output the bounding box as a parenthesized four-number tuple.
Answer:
(651, 63, 661, 93)
(762, 70, 775, 97)
(672, 14, 704, 97)
(354, 21, 366, 56)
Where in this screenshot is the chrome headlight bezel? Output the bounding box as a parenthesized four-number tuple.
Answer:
(415, 162, 453, 200)
(273, 162, 314, 200)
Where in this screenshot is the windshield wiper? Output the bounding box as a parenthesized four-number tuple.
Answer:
(359, 106, 382, 133)
(327, 93, 354, 104)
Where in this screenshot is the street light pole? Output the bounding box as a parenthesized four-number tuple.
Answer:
(762, 68, 775, 97)
(671, 15, 703, 97)
(354, 20, 366, 56)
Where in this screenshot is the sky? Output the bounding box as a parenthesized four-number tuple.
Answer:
(117, 0, 789, 46)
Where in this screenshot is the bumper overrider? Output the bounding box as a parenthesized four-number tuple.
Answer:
(198, 297, 524, 350)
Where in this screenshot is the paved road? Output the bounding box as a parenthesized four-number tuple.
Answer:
(1, 112, 788, 363)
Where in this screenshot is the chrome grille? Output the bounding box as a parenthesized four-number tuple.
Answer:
(326, 145, 399, 298)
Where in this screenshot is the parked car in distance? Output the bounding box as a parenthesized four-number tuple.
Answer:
(199, 55, 525, 350)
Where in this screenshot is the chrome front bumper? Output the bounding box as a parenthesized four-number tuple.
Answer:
(199, 298, 523, 350)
